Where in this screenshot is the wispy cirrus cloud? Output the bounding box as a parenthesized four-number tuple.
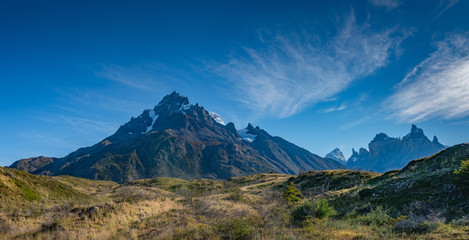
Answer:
(386, 33, 469, 122)
(96, 63, 181, 91)
(369, 0, 401, 9)
(215, 13, 408, 118)
(323, 104, 348, 113)
(431, 0, 460, 21)
(321, 94, 368, 114)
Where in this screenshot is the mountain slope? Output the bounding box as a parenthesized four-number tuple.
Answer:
(347, 125, 446, 172)
(330, 143, 469, 220)
(239, 124, 344, 174)
(10, 92, 343, 183)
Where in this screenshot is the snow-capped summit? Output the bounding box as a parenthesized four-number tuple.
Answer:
(209, 112, 225, 125)
(154, 91, 192, 114)
(325, 148, 346, 164)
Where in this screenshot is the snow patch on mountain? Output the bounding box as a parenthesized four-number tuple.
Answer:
(179, 103, 191, 112)
(238, 128, 256, 143)
(209, 112, 225, 125)
(325, 148, 346, 163)
(144, 109, 158, 133)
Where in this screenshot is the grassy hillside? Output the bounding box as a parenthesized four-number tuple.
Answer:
(328, 144, 469, 220)
(1, 144, 468, 239)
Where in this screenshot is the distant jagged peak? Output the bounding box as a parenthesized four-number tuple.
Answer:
(358, 147, 370, 155)
(325, 148, 346, 163)
(372, 133, 393, 142)
(351, 148, 358, 155)
(403, 124, 428, 142)
(225, 122, 240, 138)
(433, 135, 445, 148)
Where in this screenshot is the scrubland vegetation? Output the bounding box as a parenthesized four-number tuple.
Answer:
(1, 145, 469, 239)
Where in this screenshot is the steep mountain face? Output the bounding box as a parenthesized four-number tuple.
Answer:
(325, 148, 346, 164)
(237, 124, 344, 174)
(10, 92, 343, 183)
(347, 125, 446, 172)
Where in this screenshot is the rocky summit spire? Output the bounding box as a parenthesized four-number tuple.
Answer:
(433, 136, 445, 148)
(403, 124, 427, 141)
(154, 91, 191, 114)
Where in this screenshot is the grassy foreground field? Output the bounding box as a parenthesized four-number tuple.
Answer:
(1, 144, 469, 239)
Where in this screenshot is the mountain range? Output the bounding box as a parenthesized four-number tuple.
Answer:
(345, 124, 446, 172)
(10, 92, 343, 183)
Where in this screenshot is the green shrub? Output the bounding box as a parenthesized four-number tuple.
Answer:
(217, 218, 256, 240)
(282, 182, 302, 206)
(226, 188, 243, 201)
(291, 199, 336, 226)
(353, 206, 390, 226)
(454, 159, 469, 190)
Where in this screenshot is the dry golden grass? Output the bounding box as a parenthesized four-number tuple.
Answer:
(1, 167, 468, 240)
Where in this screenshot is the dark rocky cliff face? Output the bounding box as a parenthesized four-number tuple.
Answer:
(10, 92, 343, 183)
(346, 125, 446, 172)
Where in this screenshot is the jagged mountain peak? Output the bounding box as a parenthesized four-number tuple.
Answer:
(325, 148, 346, 164)
(404, 124, 428, 141)
(11, 91, 344, 183)
(358, 147, 369, 155)
(154, 91, 192, 114)
(372, 133, 391, 142)
(159, 91, 189, 105)
(433, 136, 445, 148)
(347, 125, 446, 172)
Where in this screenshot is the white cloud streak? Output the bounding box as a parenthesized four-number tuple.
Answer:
(215, 14, 407, 118)
(431, 0, 460, 21)
(96, 63, 177, 91)
(369, 0, 401, 9)
(386, 33, 469, 122)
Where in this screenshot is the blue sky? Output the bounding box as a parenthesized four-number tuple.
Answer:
(2, 0, 469, 166)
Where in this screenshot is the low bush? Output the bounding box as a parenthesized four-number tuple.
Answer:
(393, 216, 442, 234)
(217, 218, 256, 240)
(454, 159, 469, 191)
(353, 206, 390, 226)
(226, 188, 243, 201)
(291, 199, 336, 226)
(282, 182, 302, 206)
